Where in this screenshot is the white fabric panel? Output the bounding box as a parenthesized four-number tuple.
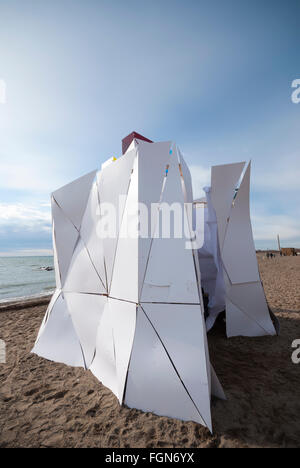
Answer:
(53, 170, 97, 230)
(196, 186, 226, 326)
(125, 307, 206, 426)
(109, 156, 139, 303)
(64, 293, 107, 368)
(226, 281, 276, 337)
(211, 162, 245, 247)
(64, 238, 105, 294)
(137, 140, 172, 297)
(98, 148, 137, 290)
(221, 163, 260, 284)
(89, 301, 118, 398)
(32, 293, 84, 367)
(204, 188, 223, 276)
(198, 196, 226, 321)
(52, 199, 79, 287)
(205, 312, 219, 333)
(80, 181, 107, 290)
(109, 298, 137, 404)
(141, 148, 199, 304)
(142, 303, 213, 431)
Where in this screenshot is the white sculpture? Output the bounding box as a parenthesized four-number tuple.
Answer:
(33, 136, 278, 431)
(195, 162, 279, 337)
(33, 138, 225, 432)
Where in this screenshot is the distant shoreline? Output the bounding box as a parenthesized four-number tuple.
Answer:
(0, 255, 54, 259)
(0, 293, 51, 312)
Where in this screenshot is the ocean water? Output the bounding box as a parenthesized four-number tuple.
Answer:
(0, 256, 55, 303)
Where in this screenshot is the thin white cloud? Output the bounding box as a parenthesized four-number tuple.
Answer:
(0, 79, 6, 104)
(252, 214, 300, 241)
(0, 202, 52, 254)
(0, 203, 51, 236)
(0, 202, 51, 225)
(252, 152, 300, 191)
(0, 156, 69, 193)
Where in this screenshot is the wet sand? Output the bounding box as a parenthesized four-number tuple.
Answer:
(0, 256, 299, 448)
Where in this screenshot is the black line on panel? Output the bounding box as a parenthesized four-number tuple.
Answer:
(227, 295, 273, 336)
(109, 296, 137, 305)
(96, 174, 109, 293)
(82, 237, 106, 291)
(138, 153, 174, 302)
(79, 341, 88, 371)
(52, 197, 81, 284)
(63, 291, 108, 297)
(90, 347, 97, 368)
(64, 299, 87, 370)
(121, 304, 139, 405)
(140, 302, 201, 305)
(140, 305, 209, 429)
(108, 153, 138, 294)
(52, 196, 80, 233)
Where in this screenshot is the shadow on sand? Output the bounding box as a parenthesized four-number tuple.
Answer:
(208, 309, 300, 447)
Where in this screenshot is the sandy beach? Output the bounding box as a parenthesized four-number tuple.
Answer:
(0, 255, 299, 448)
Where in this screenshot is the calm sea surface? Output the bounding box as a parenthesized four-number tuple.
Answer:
(0, 256, 55, 303)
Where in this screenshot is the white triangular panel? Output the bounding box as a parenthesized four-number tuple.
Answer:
(142, 303, 212, 431)
(32, 139, 244, 431)
(53, 170, 97, 230)
(32, 293, 84, 367)
(141, 148, 199, 304)
(89, 301, 118, 398)
(80, 181, 106, 290)
(137, 140, 172, 297)
(64, 238, 105, 294)
(195, 260, 214, 399)
(64, 293, 107, 368)
(125, 139, 138, 153)
(226, 298, 267, 338)
(226, 281, 276, 337)
(52, 199, 79, 286)
(211, 162, 245, 247)
(35, 289, 61, 344)
(124, 307, 206, 426)
(98, 148, 137, 290)
(109, 298, 137, 404)
(109, 156, 139, 302)
(222, 163, 260, 284)
(210, 365, 226, 400)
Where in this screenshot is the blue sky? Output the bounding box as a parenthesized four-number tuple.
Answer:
(0, 0, 299, 255)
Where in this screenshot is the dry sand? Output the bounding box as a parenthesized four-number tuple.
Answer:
(0, 255, 299, 448)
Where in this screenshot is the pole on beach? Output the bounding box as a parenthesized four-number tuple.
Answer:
(277, 234, 281, 253)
